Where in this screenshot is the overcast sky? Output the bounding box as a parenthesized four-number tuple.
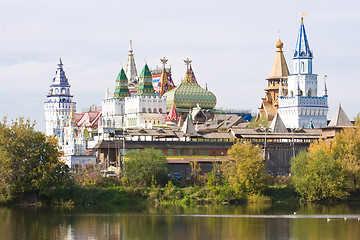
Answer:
(0, 0, 359, 131)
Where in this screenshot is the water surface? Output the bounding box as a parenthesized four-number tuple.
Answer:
(1, 203, 360, 240)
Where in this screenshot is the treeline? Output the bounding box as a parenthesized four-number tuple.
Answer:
(1, 117, 360, 206)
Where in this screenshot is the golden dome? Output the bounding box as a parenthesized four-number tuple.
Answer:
(276, 39, 284, 48)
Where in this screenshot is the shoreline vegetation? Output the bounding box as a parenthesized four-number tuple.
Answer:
(1, 117, 360, 207)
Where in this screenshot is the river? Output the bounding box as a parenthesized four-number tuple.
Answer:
(1, 203, 360, 239)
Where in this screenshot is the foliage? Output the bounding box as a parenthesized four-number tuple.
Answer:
(190, 161, 202, 185)
(125, 148, 169, 187)
(206, 162, 223, 188)
(332, 125, 360, 188)
(222, 142, 266, 196)
(247, 115, 268, 129)
(0, 117, 71, 203)
(290, 145, 350, 202)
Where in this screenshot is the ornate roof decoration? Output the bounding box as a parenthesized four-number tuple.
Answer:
(163, 59, 217, 110)
(328, 105, 352, 127)
(158, 57, 175, 96)
(268, 39, 290, 80)
(137, 64, 156, 95)
(183, 58, 197, 83)
(51, 58, 70, 87)
(293, 17, 312, 59)
(268, 113, 288, 133)
(125, 40, 138, 85)
(113, 67, 130, 98)
(165, 105, 179, 122)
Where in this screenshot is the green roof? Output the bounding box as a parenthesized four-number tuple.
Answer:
(139, 64, 152, 77)
(164, 82, 217, 110)
(116, 68, 128, 81)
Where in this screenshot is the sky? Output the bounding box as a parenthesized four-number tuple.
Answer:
(0, 0, 359, 131)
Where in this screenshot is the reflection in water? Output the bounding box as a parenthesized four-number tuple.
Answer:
(0, 204, 360, 240)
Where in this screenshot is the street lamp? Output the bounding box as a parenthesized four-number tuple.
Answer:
(260, 124, 268, 161)
(291, 128, 296, 159)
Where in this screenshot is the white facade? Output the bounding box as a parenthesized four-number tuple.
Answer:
(278, 18, 328, 129)
(44, 59, 76, 137)
(101, 97, 125, 128)
(125, 95, 167, 128)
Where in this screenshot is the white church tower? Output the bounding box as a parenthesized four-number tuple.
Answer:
(278, 17, 328, 128)
(44, 58, 76, 137)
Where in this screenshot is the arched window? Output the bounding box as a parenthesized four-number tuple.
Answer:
(55, 88, 59, 94)
(302, 62, 305, 72)
(148, 108, 151, 113)
(159, 108, 162, 113)
(61, 88, 66, 94)
(142, 108, 146, 113)
(307, 89, 312, 97)
(153, 108, 157, 113)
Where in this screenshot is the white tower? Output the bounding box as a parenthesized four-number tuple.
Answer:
(44, 58, 76, 136)
(278, 17, 328, 128)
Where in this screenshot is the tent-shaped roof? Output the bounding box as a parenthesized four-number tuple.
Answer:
(268, 39, 289, 80)
(268, 113, 288, 133)
(165, 105, 179, 122)
(328, 105, 352, 127)
(181, 115, 201, 137)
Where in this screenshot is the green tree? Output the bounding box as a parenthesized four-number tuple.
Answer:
(291, 141, 350, 202)
(247, 115, 268, 129)
(125, 148, 169, 186)
(222, 142, 265, 196)
(0, 117, 71, 203)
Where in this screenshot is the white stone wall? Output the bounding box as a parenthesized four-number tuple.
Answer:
(44, 99, 75, 136)
(278, 95, 328, 128)
(125, 95, 167, 115)
(287, 74, 318, 97)
(101, 98, 125, 128)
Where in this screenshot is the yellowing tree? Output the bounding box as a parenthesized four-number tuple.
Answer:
(291, 140, 351, 202)
(222, 142, 265, 196)
(332, 125, 360, 189)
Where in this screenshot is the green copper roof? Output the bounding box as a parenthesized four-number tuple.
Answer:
(139, 64, 152, 77)
(116, 68, 128, 81)
(114, 67, 130, 98)
(164, 82, 217, 110)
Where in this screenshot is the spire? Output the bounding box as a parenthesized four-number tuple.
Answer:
(279, 81, 284, 97)
(268, 39, 290, 80)
(68, 104, 76, 127)
(113, 67, 130, 98)
(125, 40, 138, 85)
(158, 57, 172, 96)
(183, 58, 197, 83)
(324, 75, 328, 96)
(308, 119, 315, 129)
(296, 76, 301, 96)
(52, 58, 70, 86)
(294, 17, 312, 59)
(137, 64, 156, 95)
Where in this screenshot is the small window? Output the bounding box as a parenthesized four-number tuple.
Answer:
(148, 108, 151, 113)
(159, 108, 162, 113)
(153, 108, 157, 113)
